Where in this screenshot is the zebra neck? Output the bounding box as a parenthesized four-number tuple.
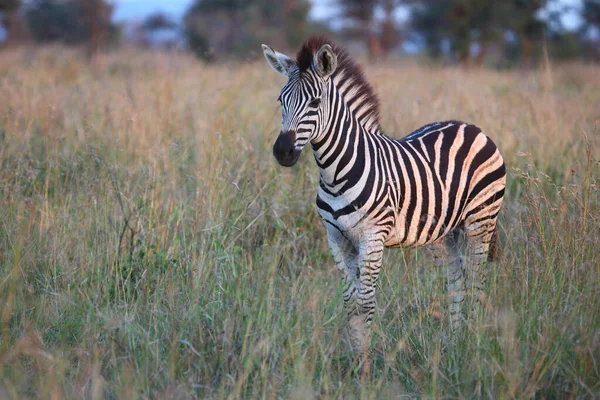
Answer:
(332, 69, 381, 134)
(311, 73, 384, 191)
(312, 112, 383, 192)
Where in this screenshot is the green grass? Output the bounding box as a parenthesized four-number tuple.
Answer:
(0, 47, 599, 398)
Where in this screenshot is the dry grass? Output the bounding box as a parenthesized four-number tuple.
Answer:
(0, 46, 599, 398)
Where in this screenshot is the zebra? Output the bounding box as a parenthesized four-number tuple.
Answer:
(262, 36, 506, 359)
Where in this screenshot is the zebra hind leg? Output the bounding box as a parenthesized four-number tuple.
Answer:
(464, 216, 500, 319)
(433, 231, 467, 333)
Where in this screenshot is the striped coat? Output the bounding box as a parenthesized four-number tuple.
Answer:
(263, 36, 506, 358)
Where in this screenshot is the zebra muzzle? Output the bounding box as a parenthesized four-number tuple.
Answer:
(273, 131, 300, 167)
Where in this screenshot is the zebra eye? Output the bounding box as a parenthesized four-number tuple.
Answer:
(309, 98, 321, 108)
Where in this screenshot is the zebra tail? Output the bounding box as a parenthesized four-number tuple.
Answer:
(488, 228, 501, 262)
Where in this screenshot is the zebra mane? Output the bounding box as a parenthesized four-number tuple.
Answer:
(296, 36, 381, 129)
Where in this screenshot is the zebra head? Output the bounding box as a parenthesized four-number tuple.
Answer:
(262, 43, 338, 167)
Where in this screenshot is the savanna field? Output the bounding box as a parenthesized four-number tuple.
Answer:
(0, 47, 599, 398)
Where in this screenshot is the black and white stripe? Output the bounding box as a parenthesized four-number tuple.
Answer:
(263, 37, 506, 355)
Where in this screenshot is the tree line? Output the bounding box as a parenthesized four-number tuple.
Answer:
(0, 0, 117, 58)
(1, 0, 599, 64)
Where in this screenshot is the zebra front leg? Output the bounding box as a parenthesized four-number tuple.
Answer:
(325, 229, 361, 351)
(350, 238, 384, 365)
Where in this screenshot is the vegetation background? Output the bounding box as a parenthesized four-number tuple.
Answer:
(0, 0, 599, 398)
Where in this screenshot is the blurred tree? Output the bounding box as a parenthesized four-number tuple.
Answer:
(280, 0, 312, 49)
(142, 12, 177, 31)
(0, 0, 29, 47)
(25, 0, 117, 57)
(411, 0, 498, 64)
(505, 0, 545, 66)
(537, 1, 588, 61)
(0, 0, 19, 10)
(581, 0, 600, 59)
(26, 0, 87, 44)
(411, 0, 547, 66)
(336, 0, 378, 58)
(137, 12, 180, 49)
(337, 0, 405, 59)
(546, 31, 586, 60)
(583, 0, 600, 28)
(0, 0, 20, 28)
(380, 0, 402, 55)
(410, 0, 448, 59)
(79, 0, 114, 58)
(184, 0, 313, 61)
(468, 2, 501, 65)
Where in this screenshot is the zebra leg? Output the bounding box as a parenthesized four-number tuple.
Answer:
(325, 229, 361, 350)
(351, 238, 384, 360)
(433, 232, 466, 332)
(429, 237, 449, 268)
(464, 216, 499, 308)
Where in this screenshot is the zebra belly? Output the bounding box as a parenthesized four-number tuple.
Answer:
(317, 209, 369, 245)
(317, 202, 445, 249)
(383, 207, 448, 248)
(316, 198, 383, 246)
(317, 190, 450, 248)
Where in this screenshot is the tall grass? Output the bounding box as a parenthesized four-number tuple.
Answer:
(0, 47, 599, 398)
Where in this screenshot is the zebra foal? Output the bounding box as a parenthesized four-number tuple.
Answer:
(262, 36, 506, 359)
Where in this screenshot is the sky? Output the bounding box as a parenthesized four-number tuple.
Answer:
(112, 0, 584, 31)
(112, 0, 191, 21)
(112, 0, 337, 22)
(0, 0, 585, 42)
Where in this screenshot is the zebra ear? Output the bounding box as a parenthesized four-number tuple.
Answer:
(315, 44, 337, 78)
(262, 44, 297, 77)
